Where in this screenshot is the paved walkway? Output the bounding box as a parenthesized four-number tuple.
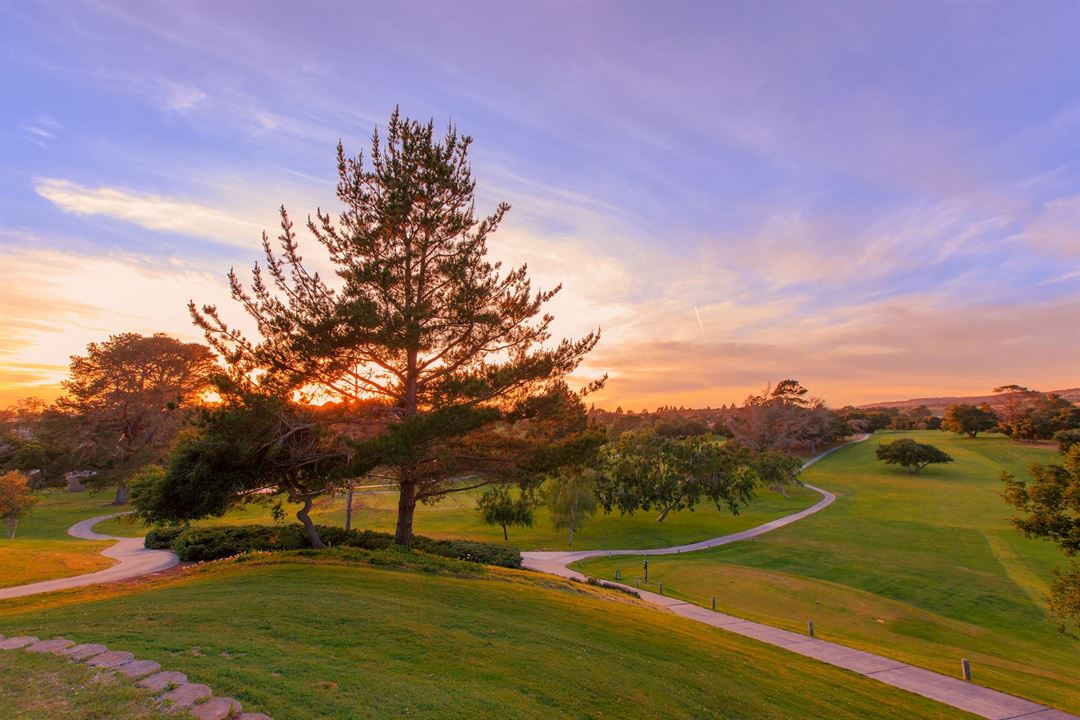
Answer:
(522, 437, 1077, 720)
(0, 513, 178, 600)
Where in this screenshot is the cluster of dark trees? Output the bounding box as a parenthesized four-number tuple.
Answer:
(939, 386, 1080, 446)
(0, 334, 216, 504)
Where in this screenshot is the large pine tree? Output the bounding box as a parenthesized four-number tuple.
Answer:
(193, 110, 600, 544)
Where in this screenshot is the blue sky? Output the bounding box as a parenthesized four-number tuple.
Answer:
(1, 0, 1078, 408)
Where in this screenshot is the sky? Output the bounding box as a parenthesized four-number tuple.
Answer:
(0, 0, 1078, 410)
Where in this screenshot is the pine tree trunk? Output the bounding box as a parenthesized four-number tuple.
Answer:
(112, 480, 129, 506)
(395, 471, 417, 547)
(345, 477, 355, 532)
(296, 496, 324, 549)
(502, 524, 508, 541)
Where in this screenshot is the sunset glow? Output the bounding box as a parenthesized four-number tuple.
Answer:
(1, 2, 1077, 409)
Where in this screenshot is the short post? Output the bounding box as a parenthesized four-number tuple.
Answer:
(711, 596, 716, 611)
(615, 569, 621, 581)
(659, 582, 663, 595)
(636, 577, 641, 588)
(807, 620, 814, 637)
(961, 659, 971, 681)
(643, 559, 649, 582)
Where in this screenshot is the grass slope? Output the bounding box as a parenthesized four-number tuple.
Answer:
(0, 490, 122, 588)
(0, 650, 175, 719)
(98, 482, 821, 551)
(576, 431, 1080, 713)
(0, 552, 974, 720)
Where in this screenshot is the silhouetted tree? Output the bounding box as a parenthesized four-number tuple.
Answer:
(57, 333, 216, 504)
(190, 110, 601, 545)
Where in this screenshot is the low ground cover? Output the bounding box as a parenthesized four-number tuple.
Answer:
(0, 553, 975, 720)
(576, 431, 1080, 713)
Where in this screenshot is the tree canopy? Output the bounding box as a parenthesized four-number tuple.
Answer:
(476, 485, 534, 541)
(0, 470, 37, 539)
(188, 110, 600, 545)
(594, 432, 801, 522)
(57, 333, 216, 503)
(941, 404, 997, 438)
(1001, 446, 1080, 635)
(874, 439, 953, 474)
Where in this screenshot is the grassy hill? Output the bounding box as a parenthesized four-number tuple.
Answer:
(0, 551, 975, 720)
(576, 431, 1080, 713)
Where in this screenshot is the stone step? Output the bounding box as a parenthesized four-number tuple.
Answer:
(59, 643, 108, 661)
(26, 638, 74, 653)
(138, 670, 188, 692)
(118, 659, 161, 678)
(86, 650, 135, 668)
(162, 682, 213, 707)
(190, 696, 243, 720)
(0, 636, 39, 650)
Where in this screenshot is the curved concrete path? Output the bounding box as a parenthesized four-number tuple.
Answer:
(522, 436, 1077, 720)
(0, 513, 178, 600)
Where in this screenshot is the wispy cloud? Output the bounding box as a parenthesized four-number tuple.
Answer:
(35, 178, 266, 248)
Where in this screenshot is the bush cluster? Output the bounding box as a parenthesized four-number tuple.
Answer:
(143, 525, 185, 549)
(150, 523, 521, 568)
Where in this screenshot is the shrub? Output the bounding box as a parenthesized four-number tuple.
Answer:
(144, 525, 186, 550)
(157, 523, 522, 568)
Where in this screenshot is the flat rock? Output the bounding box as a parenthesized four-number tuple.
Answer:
(60, 643, 108, 660)
(190, 697, 243, 720)
(86, 649, 134, 668)
(0, 636, 39, 650)
(162, 683, 213, 707)
(26, 638, 74, 653)
(237, 714, 272, 720)
(138, 670, 188, 691)
(117, 659, 161, 678)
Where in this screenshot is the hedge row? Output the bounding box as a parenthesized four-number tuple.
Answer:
(145, 524, 522, 568)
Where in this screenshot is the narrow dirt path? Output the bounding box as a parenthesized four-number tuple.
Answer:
(0, 514, 178, 601)
(522, 436, 1076, 720)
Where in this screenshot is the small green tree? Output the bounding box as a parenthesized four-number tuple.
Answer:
(942, 404, 997, 438)
(875, 439, 953, 474)
(1055, 429, 1080, 455)
(1001, 446, 1080, 635)
(476, 485, 533, 541)
(547, 469, 597, 545)
(0, 470, 37, 538)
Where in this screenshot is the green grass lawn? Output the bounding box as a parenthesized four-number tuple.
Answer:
(576, 431, 1080, 714)
(0, 489, 124, 588)
(98, 482, 822, 551)
(0, 650, 175, 719)
(0, 551, 976, 720)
